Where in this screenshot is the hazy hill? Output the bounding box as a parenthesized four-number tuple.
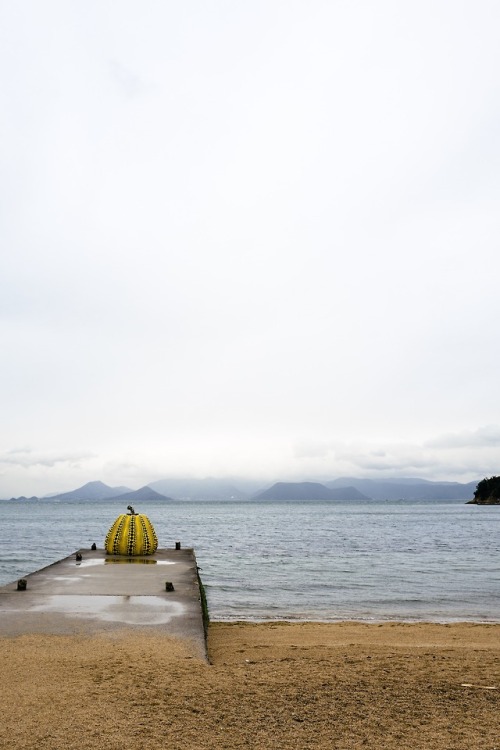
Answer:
(3, 475, 480, 503)
(49, 480, 132, 502)
(110, 486, 174, 503)
(325, 477, 478, 500)
(254, 481, 369, 501)
(7, 495, 38, 502)
(148, 477, 250, 501)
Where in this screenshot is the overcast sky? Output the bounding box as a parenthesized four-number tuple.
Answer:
(1, 1, 500, 496)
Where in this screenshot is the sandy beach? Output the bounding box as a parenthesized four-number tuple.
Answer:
(1, 621, 499, 749)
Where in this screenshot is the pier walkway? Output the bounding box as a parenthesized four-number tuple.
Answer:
(0, 547, 207, 658)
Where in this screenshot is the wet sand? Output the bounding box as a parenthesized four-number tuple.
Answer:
(1, 621, 499, 749)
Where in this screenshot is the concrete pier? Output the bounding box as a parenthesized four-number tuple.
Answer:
(0, 547, 207, 658)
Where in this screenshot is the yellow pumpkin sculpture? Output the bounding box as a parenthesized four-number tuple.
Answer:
(105, 506, 158, 556)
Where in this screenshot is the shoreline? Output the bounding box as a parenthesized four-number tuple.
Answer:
(210, 617, 500, 626)
(1, 620, 499, 749)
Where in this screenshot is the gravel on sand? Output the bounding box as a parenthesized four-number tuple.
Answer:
(1, 621, 499, 750)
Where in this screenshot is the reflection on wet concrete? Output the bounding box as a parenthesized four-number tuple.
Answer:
(76, 558, 175, 568)
(30, 594, 185, 625)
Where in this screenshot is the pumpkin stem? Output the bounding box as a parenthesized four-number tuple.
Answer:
(127, 505, 136, 515)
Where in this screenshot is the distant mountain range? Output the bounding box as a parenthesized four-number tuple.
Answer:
(325, 477, 478, 501)
(254, 482, 368, 501)
(3, 476, 480, 502)
(148, 477, 252, 501)
(108, 485, 175, 503)
(47, 481, 133, 502)
(6, 480, 173, 503)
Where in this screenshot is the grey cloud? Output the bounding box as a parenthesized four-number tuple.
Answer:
(293, 439, 334, 460)
(107, 59, 146, 98)
(325, 438, 495, 481)
(425, 425, 500, 449)
(340, 449, 438, 474)
(0, 450, 96, 470)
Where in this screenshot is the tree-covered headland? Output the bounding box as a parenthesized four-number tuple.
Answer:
(469, 476, 500, 504)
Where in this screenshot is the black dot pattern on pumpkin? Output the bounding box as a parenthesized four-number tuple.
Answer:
(151, 523, 158, 551)
(108, 515, 127, 555)
(126, 514, 137, 556)
(140, 515, 151, 554)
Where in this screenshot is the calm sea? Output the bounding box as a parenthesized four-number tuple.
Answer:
(1, 498, 498, 622)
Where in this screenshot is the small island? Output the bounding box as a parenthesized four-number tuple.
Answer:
(467, 476, 500, 505)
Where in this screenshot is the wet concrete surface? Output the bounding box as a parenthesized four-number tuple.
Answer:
(0, 548, 207, 657)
